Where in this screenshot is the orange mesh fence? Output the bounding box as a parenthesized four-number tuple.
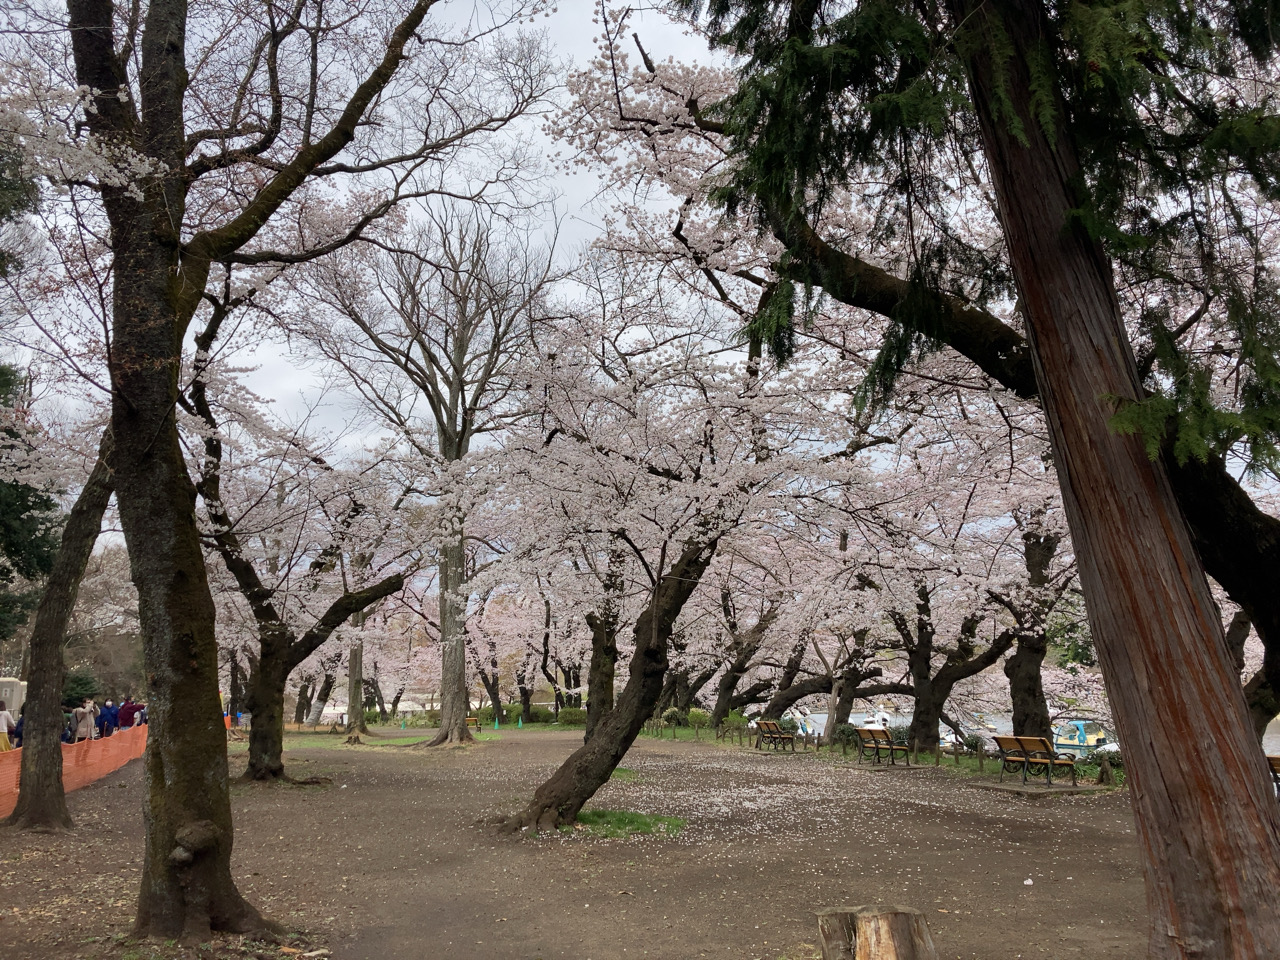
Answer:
(0, 724, 148, 819)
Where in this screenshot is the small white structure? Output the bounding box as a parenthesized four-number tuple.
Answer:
(0, 677, 27, 711)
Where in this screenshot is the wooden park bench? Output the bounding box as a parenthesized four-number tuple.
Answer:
(465, 716, 481, 729)
(855, 727, 910, 766)
(1268, 755, 1280, 797)
(994, 734, 1077, 787)
(754, 719, 796, 752)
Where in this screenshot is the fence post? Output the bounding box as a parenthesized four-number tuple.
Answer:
(815, 905, 938, 960)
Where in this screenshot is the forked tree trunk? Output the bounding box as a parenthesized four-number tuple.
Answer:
(306, 674, 335, 727)
(1004, 635, 1052, 740)
(503, 539, 718, 832)
(5, 429, 113, 831)
(952, 1, 1280, 951)
(430, 535, 473, 745)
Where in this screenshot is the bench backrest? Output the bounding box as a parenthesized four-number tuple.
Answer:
(993, 735, 1024, 753)
(1014, 736, 1055, 754)
(870, 728, 895, 744)
(854, 727, 878, 742)
(758, 720, 781, 734)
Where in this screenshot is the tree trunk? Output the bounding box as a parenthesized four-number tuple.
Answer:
(951, 1, 1280, 952)
(478, 672, 501, 723)
(345, 642, 367, 735)
(503, 539, 718, 832)
(306, 673, 335, 727)
(906, 684, 943, 753)
(815, 906, 937, 960)
(429, 534, 473, 745)
(584, 611, 618, 740)
(5, 429, 113, 831)
(226, 651, 243, 722)
(242, 660, 287, 781)
(293, 681, 312, 726)
(389, 686, 404, 718)
(1005, 634, 1052, 740)
(516, 652, 534, 723)
(110, 272, 265, 936)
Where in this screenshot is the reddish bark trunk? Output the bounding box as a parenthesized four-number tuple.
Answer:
(951, 1, 1280, 953)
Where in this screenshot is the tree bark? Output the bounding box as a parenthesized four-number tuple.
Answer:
(293, 681, 312, 726)
(244, 658, 287, 780)
(503, 539, 718, 832)
(584, 544, 624, 740)
(429, 534, 473, 745)
(1004, 634, 1052, 740)
(226, 651, 243, 722)
(345, 642, 368, 735)
(306, 674, 335, 727)
(5, 429, 113, 831)
(950, 1, 1280, 952)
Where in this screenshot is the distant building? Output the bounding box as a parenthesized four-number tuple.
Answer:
(0, 677, 26, 711)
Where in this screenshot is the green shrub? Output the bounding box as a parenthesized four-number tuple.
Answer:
(887, 724, 912, 745)
(721, 710, 749, 731)
(963, 732, 987, 754)
(363, 708, 382, 725)
(530, 705, 555, 724)
(557, 706, 587, 726)
(1085, 748, 1122, 767)
(661, 707, 684, 727)
(777, 716, 799, 735)
(62, 668, 100, 708)
(503, 702, 524, 723)
(477, 706, 496, 724)
(829, 723, 860, 746)
(687, 708, 710, 730)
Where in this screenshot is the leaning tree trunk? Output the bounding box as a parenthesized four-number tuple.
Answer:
(305, 673, 335, 727)
(952, 1, 1280, 952)
(429, 534, 472, 745)
(504, 539, 718, 832)
(5, 429, 113, 831)
(1005, 635, 1052, 740)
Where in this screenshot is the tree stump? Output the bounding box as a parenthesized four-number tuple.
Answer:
(1097, 757, 1116, 786)
(815, 905, 938, 960)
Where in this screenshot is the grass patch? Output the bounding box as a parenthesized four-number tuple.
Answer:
(610, 766, 638, 782)
(571, 808, 684, 838)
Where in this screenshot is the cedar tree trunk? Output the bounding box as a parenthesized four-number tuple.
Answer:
(4, 429, 113, 830)
(504, 539, 718, 832)
(952, 1, 1280, 952)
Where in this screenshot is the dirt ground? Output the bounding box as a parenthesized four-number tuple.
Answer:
(0, 727, 1146, 960)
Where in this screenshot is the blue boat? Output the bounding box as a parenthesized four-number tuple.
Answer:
(1053, 719, 1114, 756)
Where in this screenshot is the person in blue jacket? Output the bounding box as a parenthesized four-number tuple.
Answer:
(97, 699, 120, 737)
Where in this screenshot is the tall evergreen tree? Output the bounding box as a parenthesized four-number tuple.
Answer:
(678, 0, 1280, 953)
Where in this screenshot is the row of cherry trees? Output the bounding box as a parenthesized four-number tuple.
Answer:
(2, 0, 1279, 950)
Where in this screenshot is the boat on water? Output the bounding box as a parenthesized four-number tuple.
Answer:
(1053, 719, 1116, 756)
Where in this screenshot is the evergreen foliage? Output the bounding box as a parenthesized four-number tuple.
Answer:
(679, 0, 1280, 468)
(0, 365, 61, 643)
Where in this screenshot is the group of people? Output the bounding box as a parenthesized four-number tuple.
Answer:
(66, 696, 146, 743)
(0, 695, 149, 751)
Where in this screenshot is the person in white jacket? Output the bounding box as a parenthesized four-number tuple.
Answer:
(71, 699, 100, 742)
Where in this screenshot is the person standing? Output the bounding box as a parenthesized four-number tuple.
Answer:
(0, 700, 14, 750)
(71, 698, 99, 743)
(99, 699, 119, 737)
(117, 697, 137, 730)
